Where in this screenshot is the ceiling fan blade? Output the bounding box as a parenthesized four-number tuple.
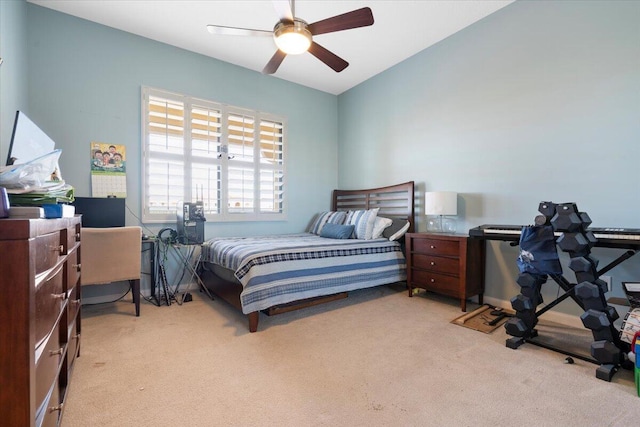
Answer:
(206, 24, 272, 37)
(262, 50, 287, 74)
(307, 7, 374, 36)
(272, 0, 294, 22)
(308, 42, 348, 72)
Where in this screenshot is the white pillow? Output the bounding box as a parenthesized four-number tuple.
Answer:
(371, 216, 393, 239)
(345, 208, 379, 240)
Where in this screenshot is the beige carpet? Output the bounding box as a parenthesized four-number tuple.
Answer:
(63, 284, 640, 427)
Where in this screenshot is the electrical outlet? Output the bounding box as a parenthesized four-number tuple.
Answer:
(601, 275, 612, 293)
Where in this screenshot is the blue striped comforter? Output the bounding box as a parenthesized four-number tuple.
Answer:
(202, 233, 406, 314)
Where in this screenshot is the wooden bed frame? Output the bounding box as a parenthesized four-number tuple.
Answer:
(200, 181, 415, 332)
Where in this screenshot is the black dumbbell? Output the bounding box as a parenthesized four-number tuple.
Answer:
(591, 327, 616, 343)
(591, 340, 624, 365)
(606, 305, 620, 322)
(580, 309, 610, 331)
(569, 256, 599, 273)
(520, 286, 543, 306)
(551, 203, 582, 232)
(516, 272, 546, 289)
(579, 212, 592, 229)
(575, 281, 600, 300)
(538, 201, 557, 221)
(557, 232, 593, 254)
(575, 282, 606, 311)
(505, 317, 532, 337)
(511, 294, 534, 312)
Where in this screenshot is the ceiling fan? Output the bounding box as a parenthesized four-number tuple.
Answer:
(206, 0, 374, 74)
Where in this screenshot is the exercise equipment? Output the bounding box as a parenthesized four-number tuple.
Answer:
(503, 201, 630, 381)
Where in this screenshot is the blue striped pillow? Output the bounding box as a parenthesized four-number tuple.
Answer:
(320, 223, 355, 239)
(307, 211, 347, 235)
(345, 208, 380, 239)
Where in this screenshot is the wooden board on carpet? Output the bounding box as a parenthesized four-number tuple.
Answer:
(451, 305, 510, 333)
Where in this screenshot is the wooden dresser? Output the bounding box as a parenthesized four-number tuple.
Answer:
(406, 232, 485, 311)
(0, 216, 82, 427)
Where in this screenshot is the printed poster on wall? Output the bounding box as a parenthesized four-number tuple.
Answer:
(90, 142, 127, 198)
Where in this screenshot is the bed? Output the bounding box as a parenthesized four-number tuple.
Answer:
(199, 181, 415, 332)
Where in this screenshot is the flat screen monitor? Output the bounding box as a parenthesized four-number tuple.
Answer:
(72, 197, 126, 228)
(6, 111, 56, 166)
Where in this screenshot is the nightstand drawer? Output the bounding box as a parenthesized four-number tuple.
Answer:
(411, 269, 460, 295)
(406, 232, 485, 312)
(412, 253, 459, 275)
(412, 238, 459, 257)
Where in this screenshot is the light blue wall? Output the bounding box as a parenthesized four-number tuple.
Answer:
(6, 1, 640, 313)
(0, 0, 29, 162)
(338, 0, 640, 314)
(25, 3, 338, 238)
(23, 3, 338, 300)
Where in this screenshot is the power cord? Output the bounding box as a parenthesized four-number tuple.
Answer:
(81, 285, 132, 307)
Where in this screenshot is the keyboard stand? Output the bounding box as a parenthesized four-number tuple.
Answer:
(470, 222, 640, 381)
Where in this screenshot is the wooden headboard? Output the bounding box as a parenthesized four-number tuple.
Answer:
(331, 181, 415, 233)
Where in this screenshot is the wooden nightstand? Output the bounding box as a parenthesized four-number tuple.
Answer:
(406, 232, 485, 311)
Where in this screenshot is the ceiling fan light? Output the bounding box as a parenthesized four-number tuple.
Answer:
(274, 20, 311, 55)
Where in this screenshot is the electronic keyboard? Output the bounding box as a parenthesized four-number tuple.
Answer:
(469, 224, 640, 249)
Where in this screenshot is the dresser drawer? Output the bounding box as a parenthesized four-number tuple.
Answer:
(411, 269, 460, 296)
(35, 321, 65, 414)
(37, 381, 62, 427)
(66, 247, 81, 291)
(65, 225, 81, 255)
(412, 238, 459, 257)
(411, 253, 459, 275)
(67, 318, 81, 369)
(35, 232, 64, 276)
(35, 265, 66, 347)
(67, 283, 81, 328)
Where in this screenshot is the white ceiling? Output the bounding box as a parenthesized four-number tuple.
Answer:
(29, 0, 514, 95)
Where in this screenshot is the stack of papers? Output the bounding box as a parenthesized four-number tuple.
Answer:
(6, 182, 75, 205)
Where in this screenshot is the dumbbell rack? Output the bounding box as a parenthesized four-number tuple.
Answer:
(505, 201, 633, 382)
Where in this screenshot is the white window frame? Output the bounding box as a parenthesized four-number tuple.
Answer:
(141, 86, 287, 223)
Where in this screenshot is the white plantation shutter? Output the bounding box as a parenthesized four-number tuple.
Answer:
(258, 118, 284, 214)
(191, 104, 223, 215)
(145, 95, 185, 218)
(142, 87, 286, 223)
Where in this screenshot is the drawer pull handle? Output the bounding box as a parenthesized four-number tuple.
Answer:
(430, 261, 435, 266)
(49, 403, 64, 413)
(76, 232, 81, 240)
(430, 278, 435, 283)
(430, 245, 435, 249)
(76, 263, 82, 272)
(74, 333, 81, 340)
(49, 347, 64, 356)
(71, 298, 81, 306)
(52, 292, 66, 300)
(52, 244, 64, 253)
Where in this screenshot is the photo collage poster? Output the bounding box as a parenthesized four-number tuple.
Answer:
(90, 142, 127, 198)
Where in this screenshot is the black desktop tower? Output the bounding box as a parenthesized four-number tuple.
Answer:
(176, 201, 206, 244)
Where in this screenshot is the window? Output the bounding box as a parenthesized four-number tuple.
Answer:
(142, 87, 286, 223)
